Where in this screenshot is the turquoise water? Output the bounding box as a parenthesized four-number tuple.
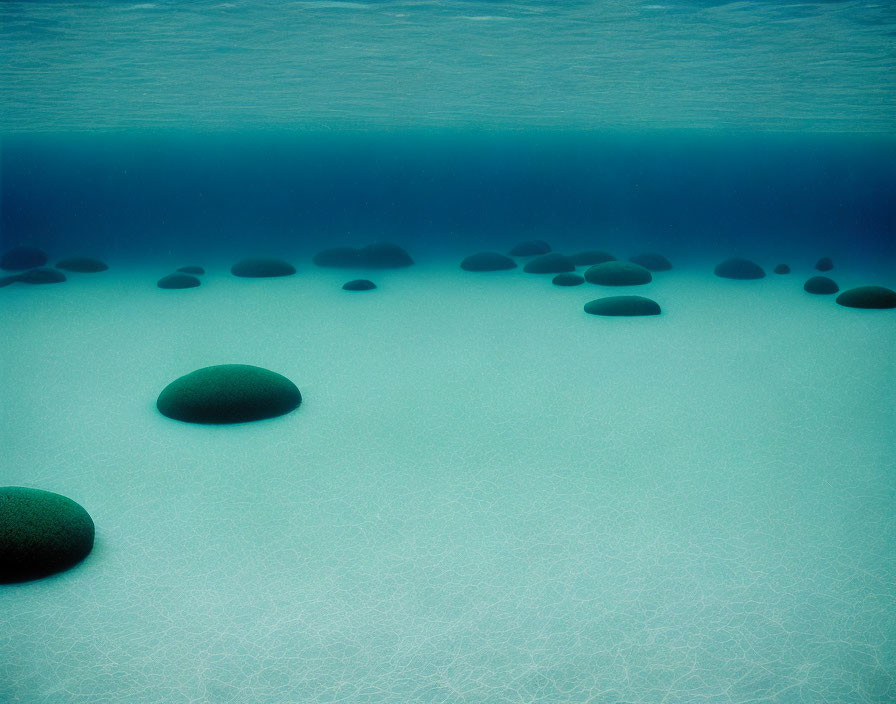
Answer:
(1, 2, 895, 703)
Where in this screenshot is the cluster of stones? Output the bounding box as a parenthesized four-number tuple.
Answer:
(1, 246, 108, 288)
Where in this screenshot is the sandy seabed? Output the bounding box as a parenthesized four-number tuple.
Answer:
(1, 259, 894, 703)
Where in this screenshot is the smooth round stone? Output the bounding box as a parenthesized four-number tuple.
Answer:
(231, 259, 296, 278)
(815, 257, 834, 272)
(552, 273, 585, 287)
(17, 268, 67, 284)
(804, 276, 839, 295)
(523, 253, 576, 274)
(313, 247, 361, 268)
(508, 240, 551, 257)
(157, 364, 302, 424)
(460, 252, 517, 272)
(773, 264, 791, 274)
(1, 246, 48, 271)
(359, 242, 414, 268)
(177, 266, 205, 275)
(55, 257, 108, 273)
(343, 279, 376, 291)
(584, 296, 661, 317)
(571, 250, 615, 266)
(157, 273, 200, 289)
(714, 258, 765, 280)
(629, 252, 671, 271)
(836, 286, 896, 309)
(584, 261, 652, 286)
(0, 487, 95, 583)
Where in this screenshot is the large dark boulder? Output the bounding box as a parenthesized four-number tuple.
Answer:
(55, 257, 108, 273)
(714, 258, 765, 280)
(158, 273, 200, 289)
(231, 259, 296, 278)
(584, 261, 652, 286)
(359, 242, 413, 268)
(628, 253, 671, 271)
(584, 296, 661, 317)
(157, 364, 302, 424)
(16, 268, 67, 285)
(815, 257, 834, 272)
(773, 264, 791, 275)
(508, 240, 551, 257)
(460, 252, 517, 272)
(0, 487, 95, 583)
(523, 253, 576, 274)
(571, 251, 615, 267)
(1, 246, 48, 271)
(835, 286, 896, 309)
(804, 276, 839, 295)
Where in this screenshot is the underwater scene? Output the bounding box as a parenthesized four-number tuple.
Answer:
(1, 1, 895, 702)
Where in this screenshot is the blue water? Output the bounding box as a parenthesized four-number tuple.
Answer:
(2, 2, 896, 704)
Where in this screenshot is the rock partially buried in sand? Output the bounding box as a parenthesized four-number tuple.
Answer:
(571, 250, 615, 267)
(584, 261, 652, 286)
(343, 279, 376, 291)
(158, 273, 200, 289)
(804, 276, 839, 295)
(552, 273, 584, 287)
(460, 252, 517, 272)
(360, 242, 414, 268)
(1, 269, 66, 286)
(509, 240, 551, 257)
(55, 257, 108, 273)
(157, 364, 302, 424)
(774, 264, 791, 275)
(177, 266, 205, 275)
(523, 253, 576, 274)
(0, 486, 95, 583)
(312, 243, 413, 269)
(714, 258, 765, 280)
(815, 257, 834, 272)
(629, 253, 672, 271)
(232, 259, 296, 278)
(585, 296, 661, 317)
(836, 286, 896, 310)
(1, 246, 48, 271)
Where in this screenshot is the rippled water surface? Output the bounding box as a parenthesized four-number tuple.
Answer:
(2, 0, 895, 132)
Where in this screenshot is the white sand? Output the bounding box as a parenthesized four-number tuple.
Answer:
(1, 260, 894, 703)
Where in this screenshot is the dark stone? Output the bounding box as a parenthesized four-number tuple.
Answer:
(1, 246, 48, 271)
(55, 257, 108, 273)
(343, 279, 376, 291)
(313, 243, 413, 269)
(571, 250, 615, 267)
(584, 296, 661, 317)
(231, 259, 296, 278)
(460, 252, 517, 272)
(804, 276, 839, 295)
(629, 253, 672, 271)
(177, 266, 205, 275)
(836, 286, 896, 310)
(552, 273, 585, 287)
(508, 240, 551, 257)
(584, 261, 652, 286)
(157, 364, 302, 424)
(815, 257, 834, 272)
(17, 268, 67, 285)
(714, 258, 765, 280)
(0, 486, 95, 584)
(773, 264, 791, 275)
(313, 247, 361, 268)
(359, 242, 414, 269)
(523, 253, 576, 274)
(158, 273, 200, 289)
